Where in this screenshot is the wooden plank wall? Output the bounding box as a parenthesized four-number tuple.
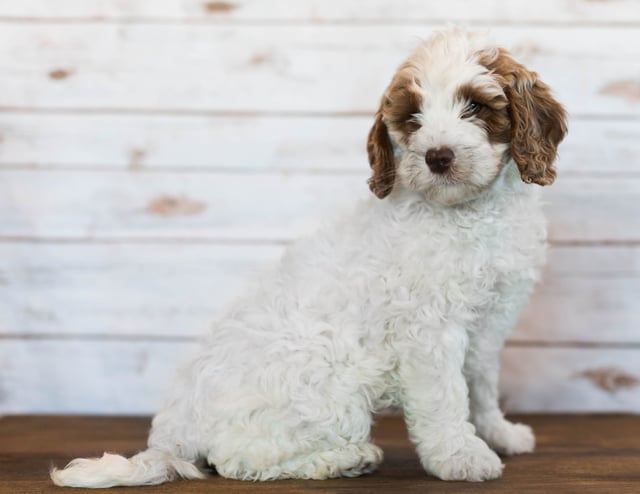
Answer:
(1, 0, 639, 414)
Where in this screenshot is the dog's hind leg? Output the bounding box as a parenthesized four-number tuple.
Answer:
(279, 442, 383, 479)
(207, 389, 383, 481)
(213, 442, 383, 481)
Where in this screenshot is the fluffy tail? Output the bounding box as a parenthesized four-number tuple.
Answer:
(50, 448, 205, 488)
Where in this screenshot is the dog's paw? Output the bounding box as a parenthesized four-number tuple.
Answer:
(479, 420, 535, 456)
(422, 435, 504, 482)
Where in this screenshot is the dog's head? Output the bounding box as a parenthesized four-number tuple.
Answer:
(367, 27, 568, 205)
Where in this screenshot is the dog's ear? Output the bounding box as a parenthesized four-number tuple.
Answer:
(507, 74, 568, 185)
(367, 110, 396, 199)
(487, 49, 568, 185)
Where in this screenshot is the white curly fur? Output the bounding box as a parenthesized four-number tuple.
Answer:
(51, 27, 561, 488)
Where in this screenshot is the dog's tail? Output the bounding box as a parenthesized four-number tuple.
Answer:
(50, 448, 205, 488)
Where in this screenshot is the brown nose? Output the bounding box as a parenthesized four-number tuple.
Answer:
(425, 147, 455, 174)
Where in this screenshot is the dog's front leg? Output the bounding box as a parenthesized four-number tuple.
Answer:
(399, 327, 503, 482)
(465, 327, 536, 456)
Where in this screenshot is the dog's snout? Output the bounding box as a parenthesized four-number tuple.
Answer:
(425, 147, 455, 174)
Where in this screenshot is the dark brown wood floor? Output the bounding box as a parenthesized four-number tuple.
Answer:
(1, 414, 639, 493)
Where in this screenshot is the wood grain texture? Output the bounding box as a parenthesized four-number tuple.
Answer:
(500, 347, 640, 412)
(1, 113, 639, 174)
(0, 339, 199, 414)
(0, 242, 283, 337)
(0, 170, 367, 240)
(0, 340, 639, 414)
(1, 170, 638, 242)
(2, 243, 639, 343)
(1, 415, 639, 493)
(1, 0, 639, 23)
(0, 25, 638, 116)
(1, 1, 638, 415)
(515, 248, 640, 343)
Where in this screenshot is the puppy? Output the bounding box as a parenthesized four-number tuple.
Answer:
(51, 27, 567, 487)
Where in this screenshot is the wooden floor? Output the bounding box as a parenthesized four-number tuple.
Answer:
(1, 415, 639, 493)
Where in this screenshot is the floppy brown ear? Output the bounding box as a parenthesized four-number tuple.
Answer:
(367, 111, 396, 199)
(507, 76, 568, 185)
(488, 50, 568, 185)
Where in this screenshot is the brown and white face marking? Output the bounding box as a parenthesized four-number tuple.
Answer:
(367, 28, 567, 205)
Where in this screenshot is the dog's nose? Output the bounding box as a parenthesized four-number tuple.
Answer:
(425, 147, 455, 174)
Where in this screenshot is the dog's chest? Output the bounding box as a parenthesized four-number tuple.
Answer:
(370, 194, 546, 319)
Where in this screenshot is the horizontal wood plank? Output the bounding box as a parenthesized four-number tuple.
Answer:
(0, 25, 638, 116)
(0, 170, 368, 240)
(0, 340, 638, 413)
(545, 177, 640, 243)
(2, 415, 640, 493)
(0, 113, 368, 171)
(1, 170, 638, 242)
(2, 243, 639, 344)
(1, 0, 639, 23)
(0, 339, 198, 414)
(1, 113, 639, 174)
(0, 243, 283, 337)
(500, 347, 640, 412)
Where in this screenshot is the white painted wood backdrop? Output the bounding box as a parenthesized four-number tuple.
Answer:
(1, 0, 639, 415)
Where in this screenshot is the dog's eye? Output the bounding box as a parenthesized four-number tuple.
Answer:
(407, 120, 422, 133)
(404, 114, 422, 134)
(462, 101, 482, 119)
